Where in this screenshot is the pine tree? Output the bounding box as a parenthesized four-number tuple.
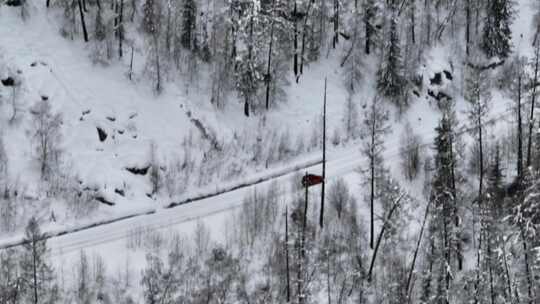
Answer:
(20, 217, 56, 304)
(342, 1, 363, 94)
(363, 0, 377, 55)
(181, 0, 197, 50)
(486, 144, 504, 213)
(0, 249, 22, 304)
(376, 4, 407, 109)
(235, 1, 264, 117)
(142, 0, 157, 35)
(481, 0, 513, 59)
(91, 7, 108, 64)
(141, 0, 162, 93)
(430, 114, 458, 304)
(504, 55, 527, 177)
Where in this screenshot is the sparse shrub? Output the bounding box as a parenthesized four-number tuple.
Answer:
(327, 178, 352, 219)
(343, 95, 360, 140)
(467, 143, 481, 177)
(149, 142, 161, 196)
(400, 122, 423, 181)
(67, 178, 96, 219)
(277, 130, 292, 161)
(30, 99, 63, 181)
(331, 128, 341, 146)
(0, 195, 17, 233)
(163, 158, 187, 198)
(0, 135, 8, 188)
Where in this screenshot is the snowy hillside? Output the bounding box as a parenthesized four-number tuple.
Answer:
(1, 0, 540, 303)
(0, 0, 476, 233)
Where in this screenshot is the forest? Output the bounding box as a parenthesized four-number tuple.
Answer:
(1, 0, 540, 303)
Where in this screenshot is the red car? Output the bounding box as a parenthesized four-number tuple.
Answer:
(302, 174, 324, 187)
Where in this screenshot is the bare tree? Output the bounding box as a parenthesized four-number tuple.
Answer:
(327, 178, 352, 219)
(361, 95, 390, 249)
(30, 99, 63, 181)
(400, 121, 423, 181)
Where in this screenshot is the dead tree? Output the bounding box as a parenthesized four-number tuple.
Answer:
(319, 78, 327, 228)
(527, 42, 540, 167)
(118, 0, 124, 58)
(77, 0, 89, 42)
(367, 193, 405, 282)
(265, 0, 276, 110)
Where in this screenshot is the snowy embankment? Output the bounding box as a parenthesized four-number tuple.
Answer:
(0, 147, 323, 251)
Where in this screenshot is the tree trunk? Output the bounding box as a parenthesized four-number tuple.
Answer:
(332, 0, 338, 48)
(370, 122, 375, 249)
(297, 174, 309, 304)
(365, 5, 371, 54)
(368, 193, 405, 282)
(527, 44, 539, 167)
(518, 74, 523, 177)
(465, 0, 470, 56)
(293, 1, 299, 79)
(520, 225, 534, 304)
(244, 98, 249, 117)
(118, 0, 124, 58)
(129, 46, 134, 80)
(154, 34, 161, 93)
(425, 0, 431, 46)
(265, 0, 276, 110)
(32, 239, 38, 304)
(78, 0, 89, 42)
(449, 129, 462, 270)
(406, 198, 432, 299)
(114, 0, 119, 37)
(319, 78, 327, 228)
(299, 1, 313, 77)
(285, 206, 291, 303)
(410, 0, 416, 44)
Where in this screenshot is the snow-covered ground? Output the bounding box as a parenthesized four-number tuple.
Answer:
(1, 0, 539, 301)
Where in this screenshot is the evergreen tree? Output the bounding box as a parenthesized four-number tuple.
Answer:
(376, 4, 407, 109)
(482, 0, 513, 59)
(20, 217, 57, 304)
(91, 7, 108, 64)
(181, 0, 197, 50)
(429, 114, 457, 304)
(141, 0, 162, 92)
(0, 249, 22, 304)
(235, 1, 265, 116)
(363, 0, 377, 55)
(141, 0, 158, 35)
(342, 1, 363, 94)
(486, 144, 504, 214)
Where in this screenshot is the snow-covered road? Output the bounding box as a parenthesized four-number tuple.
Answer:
(5, 101, 518, 257)
(46, 143, 362, 256)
